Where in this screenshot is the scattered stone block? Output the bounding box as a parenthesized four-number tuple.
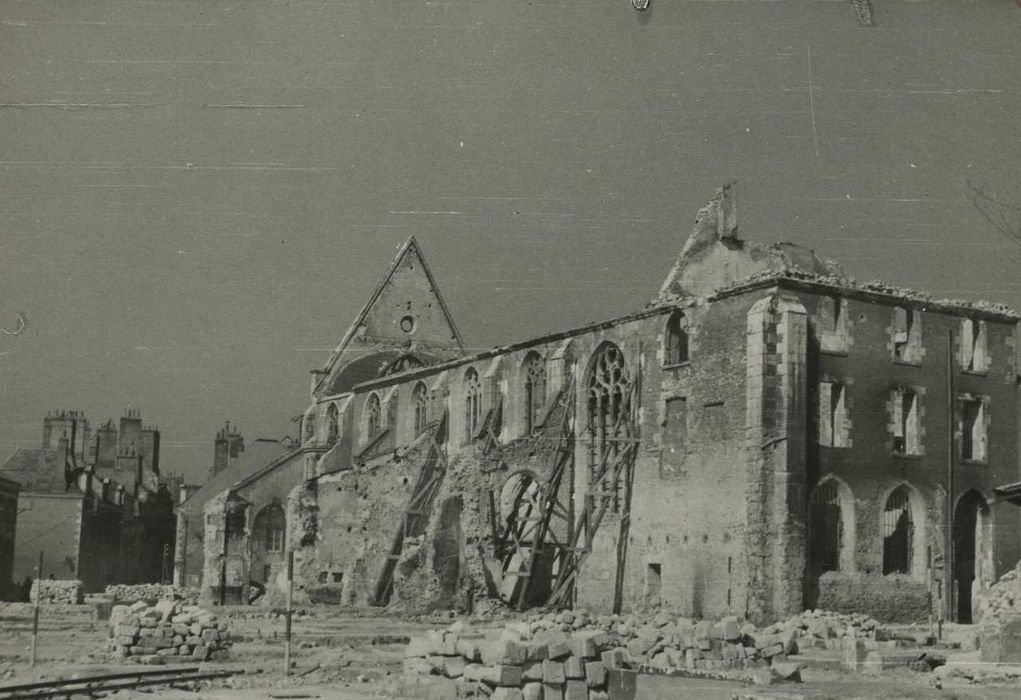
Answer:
(542, 659, 566, 684)
(546, 639, 571, 660)
(600, 648, 627, 670)
(584, 660, 605, 687)
(478, 665, 523, 687)
(521, 682, 542, 700)
(564, 679, 586, 700)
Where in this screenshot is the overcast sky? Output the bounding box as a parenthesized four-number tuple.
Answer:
(1, 1, 1019, 484)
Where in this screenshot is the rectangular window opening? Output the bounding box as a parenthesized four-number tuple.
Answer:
(893, 389, 920, 455)
(819, 381, 849, 447)
(646, 563, 662, 604)
(962, 319, 988, 372)
(961, 398, 986, 462)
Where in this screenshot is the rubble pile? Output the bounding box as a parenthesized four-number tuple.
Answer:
(30, 579, 84, 605)
(404, 609, 878, 696)
(105, 583, 196, 604)
(109, 599, 230, 664)
(975, 561, 1021, 623)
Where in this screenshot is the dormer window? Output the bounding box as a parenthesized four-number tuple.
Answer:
(664, 311, 689, 366)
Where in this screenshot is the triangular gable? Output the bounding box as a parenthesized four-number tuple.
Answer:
(315, 237, 465, 394)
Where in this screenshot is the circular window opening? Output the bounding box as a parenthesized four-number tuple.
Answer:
(399, 315, 416, 333)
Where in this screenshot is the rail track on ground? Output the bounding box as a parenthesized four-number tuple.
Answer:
(0, 666, 235, 699)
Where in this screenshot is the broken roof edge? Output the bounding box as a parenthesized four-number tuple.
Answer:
(707, 270, 1019, 321)
(349, 303, 683, 395)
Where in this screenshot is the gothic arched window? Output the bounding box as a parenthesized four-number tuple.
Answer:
(586, 342, 632, 511)
(464, 368, 482, 439)
(413, 382, 429, 435)
(664, 311, 689, 366)
(808, 479, 850, 575)
(523, 351, 547, 434)
(326, 403, 339, 446)
(883, 485, 914, 575)
(366, 393, 382, 440)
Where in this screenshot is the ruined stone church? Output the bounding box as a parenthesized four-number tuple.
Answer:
(193, 186, 1019, 624)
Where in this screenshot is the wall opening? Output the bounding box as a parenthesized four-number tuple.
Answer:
(892, 388, 920, 455)
(522, 351, 547, 434)
(464, 368, 481, 439)
(432, 495, 463, 608)
(953, 491, 991, 623)
(645, 563, 662, 607)
(882, 486, 914, 575)
(413, 382, 429, 436)
(664, 311, 689, 365)
(960, 397, 986, 462)
(818, 381, 848, 447)
(585, 342, 632, 512)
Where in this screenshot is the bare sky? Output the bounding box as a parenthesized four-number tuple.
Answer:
(1, 1, 1019, 484)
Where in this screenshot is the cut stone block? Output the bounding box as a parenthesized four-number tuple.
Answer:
(542, 659, 566, 684)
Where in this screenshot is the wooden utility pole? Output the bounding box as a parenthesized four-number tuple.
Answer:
(284, 550, 294, 675)
(30, 551, 43, 667)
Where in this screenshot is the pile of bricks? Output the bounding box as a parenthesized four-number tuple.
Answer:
(105, 583, 196, 604)
(30, 579, 84, 605)
(109, 599, 230, 664)
(402, 608, 857, 698)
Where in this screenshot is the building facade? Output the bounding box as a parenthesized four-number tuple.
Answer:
(201, 187, 1019, 624)
(0, 410, 176, 593)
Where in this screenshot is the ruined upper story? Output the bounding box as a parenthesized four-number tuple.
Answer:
(301, 187, 1019, 478)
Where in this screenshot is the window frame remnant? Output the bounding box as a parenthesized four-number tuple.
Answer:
(882, 485, 914, 575)
(412, 382, 429, 436)
(960, 395, 987, 463)
(892, 306, 922, 363)
(663, 310, 689, 366)
(818, 294, 849, 354)
(255, 503, 286, 554)
(586, 342, 632, 512)
(522, 351, 547, 434)
(464, 367, 482, 440)
(892, 387, 921, 456)
(960, 318, 989, 373)
(818, 380, 849, 448)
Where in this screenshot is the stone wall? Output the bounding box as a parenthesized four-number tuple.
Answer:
(30, 578, 84, 604)
(109, 599, 230, 663)
(813, 572, 929, 624)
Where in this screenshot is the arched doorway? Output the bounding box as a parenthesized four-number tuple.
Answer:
(953, 490, 991, 623)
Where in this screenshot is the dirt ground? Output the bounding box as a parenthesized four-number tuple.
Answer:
(1, 603, 1020, 699)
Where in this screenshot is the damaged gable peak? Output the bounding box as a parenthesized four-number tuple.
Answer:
(316, 236, 467, 395)
(657, 183, 843, 303)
